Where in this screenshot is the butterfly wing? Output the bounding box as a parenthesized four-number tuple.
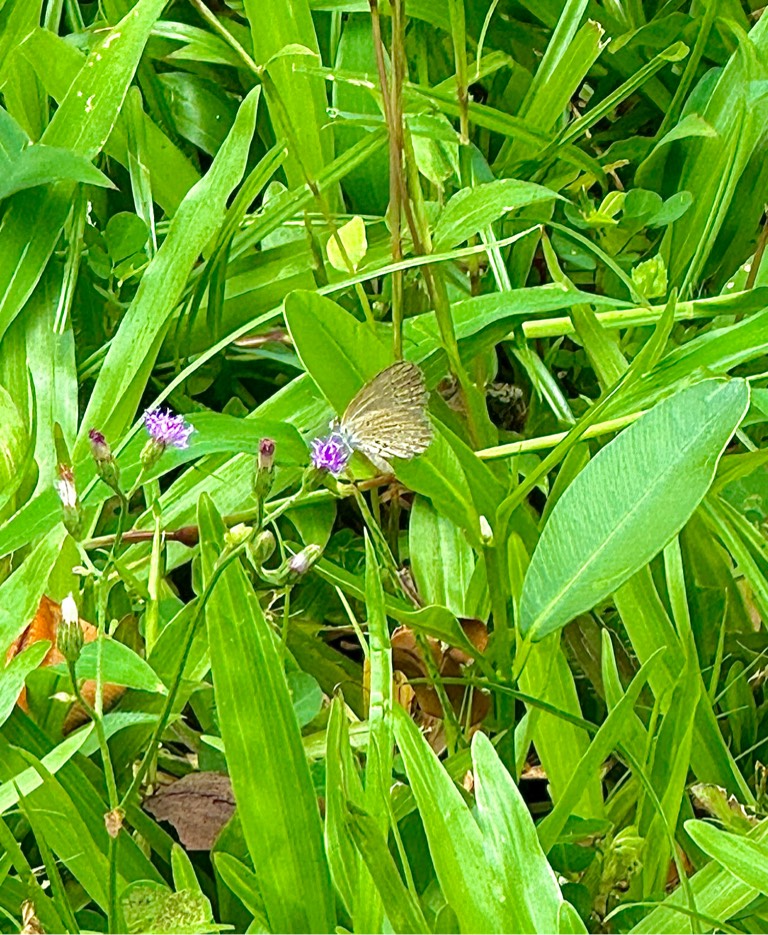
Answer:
(341, 361, 432, 461)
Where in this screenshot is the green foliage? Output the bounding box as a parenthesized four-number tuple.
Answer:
(1, 1, 767, 933)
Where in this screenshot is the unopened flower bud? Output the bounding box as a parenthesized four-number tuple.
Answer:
(55, 465, 83, 540)
(254, 437, 276, 501)
(57, 593, 84, 663)
(225, 523, 253, 549)
(286, 544, 323, 582)
(479, 515, 494, 546)
(172, 525, 199, 547)
(250, 529, 276, 564)
(89, 428, 121, 492)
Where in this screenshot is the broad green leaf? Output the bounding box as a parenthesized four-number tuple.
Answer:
(243, 0, 334, 195)
(19, 26, 199, 214)
(1, 749, 113, 909)
(333, 15, 389, 215)
(393, 705, 509, 933)
(520, 379, 750, 641)
(324, 695, 364, 916)
(0, 143, 113, 199)
(0, 726, 93, 815)
(0, 528, 66, 654)
(409, 495, 475, 616)
(660, 16, 768, 292)
(213, 853, 268, 927)
(639, 646, 700, 895)
(105, 212, 149, 263)
(537, 649, 663, 853)
(286, 670, 323, 727)
(432, 179, 562, 251)
(518, 634, 604, 820)
(684, 820, 768, 896)
(327, 215, 367, 272)
(615, 567, 751, 800)
(472, 732, 564, 933)
(0, 381, 30, 521)
(346, 808, 430, 934)
(631, 820, 768, 933)
(198, 494, 334, 933)
(558, 901, 589, 934)
(54, 639, 167, 694)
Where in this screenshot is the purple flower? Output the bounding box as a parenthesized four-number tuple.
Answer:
(143, 408, 194, 450)
(311, 432, 351, 475)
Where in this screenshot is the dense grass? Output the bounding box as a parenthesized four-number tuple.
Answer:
(1, 0, 768, 932)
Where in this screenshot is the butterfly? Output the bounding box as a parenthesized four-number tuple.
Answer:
(313, 361, 433, 475)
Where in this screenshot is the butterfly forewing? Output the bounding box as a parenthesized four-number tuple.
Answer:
(341, 361, 432, 461)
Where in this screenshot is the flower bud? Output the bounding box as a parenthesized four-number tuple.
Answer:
(285, 544, 323, 582)
(55, 465, 84, 540)
(89, 428, 121, 492)
(172, 525, 199, 548)
(140, 437, 165, 473)
(57, 593, 84, 663)
(479, 515, 494, 546)
(254, 437, 276, 501)
(250, 529, 276, 564)
(225, 523, 253, 550)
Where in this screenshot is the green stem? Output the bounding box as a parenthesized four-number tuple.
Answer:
(447, 0, 469, 143)
(279, 586, 291, 664)
(66, 659, 120, 932)
(477, 410, 644, 459)
(484, 544, 511, 673)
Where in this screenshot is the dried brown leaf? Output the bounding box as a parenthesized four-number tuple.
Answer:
(144, 772, 235, 851)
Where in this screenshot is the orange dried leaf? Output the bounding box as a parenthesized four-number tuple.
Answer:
(7, 595, 125, 729)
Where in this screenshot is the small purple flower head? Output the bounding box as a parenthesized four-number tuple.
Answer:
(143, 408, 194, 450)
(311, 432, 351, 475)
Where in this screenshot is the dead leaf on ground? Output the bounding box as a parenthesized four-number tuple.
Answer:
(6, 595, 125, 732)
(389, 618, 490, 731)
(144, 772, 235, 851)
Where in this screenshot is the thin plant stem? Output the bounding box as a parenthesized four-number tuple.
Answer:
(477, 410, 644, 459)
(447, 0, 469, 143)
(65, 658, 120, 932)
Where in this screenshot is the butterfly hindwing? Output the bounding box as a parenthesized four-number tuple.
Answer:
(340, 361, 432, 461)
